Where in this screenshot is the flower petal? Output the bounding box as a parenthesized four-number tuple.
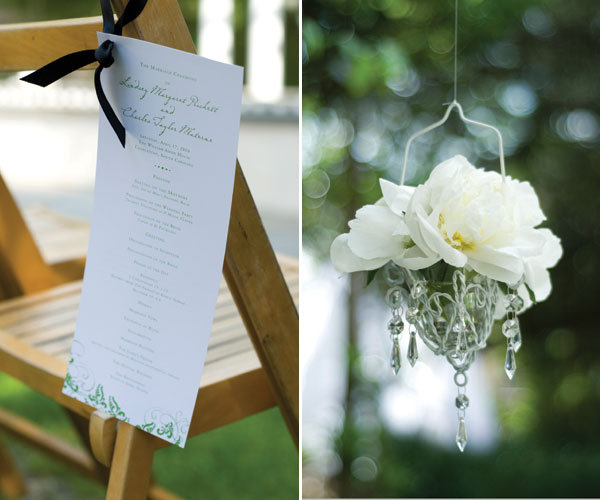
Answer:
(524, 261, 552, 301)
(330, 234, 389, 273)
(379, 179, 415, 215)
(428, 155, 474, 186)
(536, 228, 562, 268)
(347, 204, 407, 260)
(466, 245, 524, 284)
(417, 211, 467, 267)
(506, 178, 546, 227)
(517, 283, 534, 311)
(487, 228, 547, 258)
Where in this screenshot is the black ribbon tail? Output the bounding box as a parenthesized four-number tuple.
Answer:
(20, 50, 96, 87)
(94, 65, 126, 147)
(114, 0, 148, 34)
(99, 0, 116, 33)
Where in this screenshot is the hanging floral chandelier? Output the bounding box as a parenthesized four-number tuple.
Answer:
(331, 154, 562, 451)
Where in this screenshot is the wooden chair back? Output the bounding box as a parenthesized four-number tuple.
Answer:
(0, 174, 61, 299)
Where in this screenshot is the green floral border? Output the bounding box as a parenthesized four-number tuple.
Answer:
(62, 341, 189, 447)
(63, 362, 130, 422)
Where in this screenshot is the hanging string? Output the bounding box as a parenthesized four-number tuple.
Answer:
(399, 0, 507, 184)
(453, 0, 458, 102)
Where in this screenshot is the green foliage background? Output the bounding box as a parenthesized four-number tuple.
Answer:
(0, 374, 298, 500)
(303, 0, 600, 497)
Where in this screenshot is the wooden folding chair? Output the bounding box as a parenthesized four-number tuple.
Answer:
(0, 1, 299, 498)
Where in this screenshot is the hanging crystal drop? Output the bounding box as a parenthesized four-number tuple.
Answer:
(388, 316, 404, 335)
(456, 417, 467, 452)
(512, 327, 522, 352)
(407, 333, 418, 367)
(405, 306, 419, 324)
(505, 345, 516, 379)
(502, 317, 519, 338)
(455, 393, 469, 410)
(391, 336, 401, 375)
(504, 293, 524, 312)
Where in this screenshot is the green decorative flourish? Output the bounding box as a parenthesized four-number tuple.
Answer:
(83, 385, 129, 422)
(137, 422, 157, 433)
(157, 421, 174, 440)
(136, 409, 189, 447)
(109, 395, 127, 419)
(88, 384, 107, 409)
(63, 372, 79, 393)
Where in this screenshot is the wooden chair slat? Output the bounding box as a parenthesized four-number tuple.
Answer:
(0, 256, 297, 391)
(0, 281, 80, 314)
(0, 17, 104, 72)
(17, 321, 76, 345)
(0, 294, 80, 330)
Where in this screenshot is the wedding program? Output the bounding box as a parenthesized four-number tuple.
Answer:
(62, 33, 243, 447)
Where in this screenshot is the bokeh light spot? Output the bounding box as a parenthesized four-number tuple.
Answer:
(351, 456, 379, 482)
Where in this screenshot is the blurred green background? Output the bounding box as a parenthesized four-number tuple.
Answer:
(0, 375, 297, 500)
(302, 0, 600, 498)
(0, 1, 298, 499)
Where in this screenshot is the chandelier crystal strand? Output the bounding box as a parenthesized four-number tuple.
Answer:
(454, 371, 469, 452)
(405, 281, 423, 367)
(407, 328, 418, 367)
(386, 286, 405, 375)
(502, 283, 523, 379)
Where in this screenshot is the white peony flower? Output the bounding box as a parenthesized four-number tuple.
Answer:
(403, 155, 561, 297)
(330, 154, 562, 303)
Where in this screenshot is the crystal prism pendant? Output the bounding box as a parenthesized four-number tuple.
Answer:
(407, 334, 418, 367)
(512, 328, 522, 352)
(505, 346, 516, 379)
(456, 417, 467, 452)
(391, 337, 401, 375)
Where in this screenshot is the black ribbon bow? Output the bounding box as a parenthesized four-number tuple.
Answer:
(21, 0, 148, 147)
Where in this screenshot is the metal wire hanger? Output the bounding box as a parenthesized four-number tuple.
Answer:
(400, 0, 506, 186)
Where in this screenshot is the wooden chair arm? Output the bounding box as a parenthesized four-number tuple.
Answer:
(50, 257, 87, 283)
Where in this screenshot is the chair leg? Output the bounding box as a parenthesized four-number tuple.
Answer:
(106, 423, 155, 500)
(0, 437, 26, 498)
